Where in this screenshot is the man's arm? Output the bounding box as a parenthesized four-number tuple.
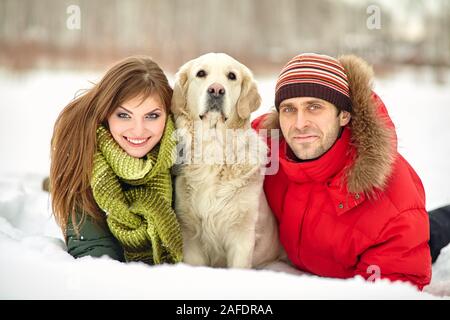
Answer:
(354, 208, 432, 290)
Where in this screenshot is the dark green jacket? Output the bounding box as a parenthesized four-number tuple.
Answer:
(66, 176, 176, 262)
(66, 214, 125, 262)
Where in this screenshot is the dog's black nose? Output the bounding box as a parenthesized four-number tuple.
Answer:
(207, 83, 225, 98)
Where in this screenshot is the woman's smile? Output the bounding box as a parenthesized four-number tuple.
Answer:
(124, 136, 151, 147)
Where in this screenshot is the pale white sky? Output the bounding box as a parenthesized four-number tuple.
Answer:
(341, 0, 443, 41)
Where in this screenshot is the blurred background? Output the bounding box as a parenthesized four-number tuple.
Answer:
(1, 0, 449, 75)
(0, 0, 449, 209)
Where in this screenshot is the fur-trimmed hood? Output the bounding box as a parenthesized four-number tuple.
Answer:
(259, 55, 397, 195)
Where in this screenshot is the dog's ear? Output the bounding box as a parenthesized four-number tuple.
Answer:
(171, 63, 191, 116)
(236, 67, 261, 120)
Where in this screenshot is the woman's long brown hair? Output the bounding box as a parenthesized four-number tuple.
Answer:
(50, 56, 173, 237)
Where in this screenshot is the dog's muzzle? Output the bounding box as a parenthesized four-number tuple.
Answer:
(200, 82, 227, 120)
(207, 82, 225, 110)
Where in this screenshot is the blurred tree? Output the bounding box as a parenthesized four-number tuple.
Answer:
(0, 0, 448, 73)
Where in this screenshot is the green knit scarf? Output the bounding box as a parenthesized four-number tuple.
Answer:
(91, 116, 183, 264)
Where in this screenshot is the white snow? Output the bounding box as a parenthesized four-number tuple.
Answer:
(0, 67, 449, 299)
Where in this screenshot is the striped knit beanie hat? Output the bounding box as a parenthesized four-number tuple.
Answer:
(275, 53, 352, 112)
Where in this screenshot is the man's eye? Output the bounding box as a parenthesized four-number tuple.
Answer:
(281, 107, 294, 113)
(118, 113, 130, 119)
(309, 104, 321, 110)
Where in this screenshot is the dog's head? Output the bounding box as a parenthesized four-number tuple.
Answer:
(171, 53, 261, 127)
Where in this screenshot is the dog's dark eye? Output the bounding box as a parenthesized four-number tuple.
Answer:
(196, 70, 207, 78)
(227, 72, 237, 80)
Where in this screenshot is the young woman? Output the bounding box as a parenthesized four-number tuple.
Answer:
(50, 56, 183, 264)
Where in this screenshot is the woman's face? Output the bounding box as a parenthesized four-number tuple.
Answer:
(107, 93, 166, 158)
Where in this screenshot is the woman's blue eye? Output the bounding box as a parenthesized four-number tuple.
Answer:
(146, 113, 160, 120)
(118, 112, 130, 119)
(117, 112, 161, 120)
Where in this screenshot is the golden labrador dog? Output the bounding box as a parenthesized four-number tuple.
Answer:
(171, 53, 283, 268)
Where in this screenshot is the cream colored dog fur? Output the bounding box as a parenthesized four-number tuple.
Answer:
(171, 53, 283, 268)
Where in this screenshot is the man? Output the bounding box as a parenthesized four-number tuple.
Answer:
(252, 53, 450, 289)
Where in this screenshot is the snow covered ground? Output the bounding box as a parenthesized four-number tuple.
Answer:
(0, 66, 449, 299)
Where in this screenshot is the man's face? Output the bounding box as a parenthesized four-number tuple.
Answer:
(279, 97, 351, 160)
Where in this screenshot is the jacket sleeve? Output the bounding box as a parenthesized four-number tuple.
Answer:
(251, 113, 268, 132)
(354, 208, 432, 290)
(66, 213, 125, 262)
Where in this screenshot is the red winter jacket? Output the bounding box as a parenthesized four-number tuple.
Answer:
(252, 58, 431, 290)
